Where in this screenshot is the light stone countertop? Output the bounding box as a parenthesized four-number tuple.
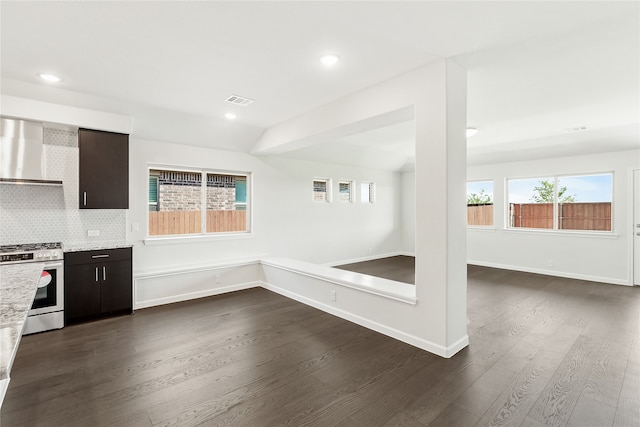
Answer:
(63, 242, 133, 253)
(0, 263, 43, 381)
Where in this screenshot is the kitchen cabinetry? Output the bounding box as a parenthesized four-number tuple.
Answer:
(78, 128, 129, 209)
(64, 247, 132, 323)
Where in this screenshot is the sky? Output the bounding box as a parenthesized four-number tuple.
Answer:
(466, 180, 494, 201)
(467, 174, 613, 204)
(508, 174, 612, 203)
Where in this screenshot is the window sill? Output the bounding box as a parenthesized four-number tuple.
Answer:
(261, 257, 417, 305)
(502, 228, 619, 239)
(144, 232, 255, 246)
(467, 226, 496, 232)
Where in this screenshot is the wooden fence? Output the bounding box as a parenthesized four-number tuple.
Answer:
(467, 204, 493, 226)
(148, 210, 247, 235)
(509, 202, 611, 230)
(510, 203, 554, 229)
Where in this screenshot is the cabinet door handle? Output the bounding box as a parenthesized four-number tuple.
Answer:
(103, 266, 107, 281)
(83, 192, 87, 206)
(95, 267, 99, 282)
(91, 254, 110, 259)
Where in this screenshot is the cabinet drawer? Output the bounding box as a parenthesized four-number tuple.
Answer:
(65, 247, 132, 266)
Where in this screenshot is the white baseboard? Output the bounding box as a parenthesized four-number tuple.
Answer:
(134, 281, 260, 310)
(261, 280, 466, 358)
(0, 378, 9, 409)
(446, 335, 470, 358)
(467, 260, 631, 286)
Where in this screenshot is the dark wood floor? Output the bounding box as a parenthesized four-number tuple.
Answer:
(335, 255, 416, 284)
(2, 265, 639, 426)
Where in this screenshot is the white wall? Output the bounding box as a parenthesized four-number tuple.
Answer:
(400, 170, 416, 254)
(467, 149, 640, 285)
(128, 137, 405, 306)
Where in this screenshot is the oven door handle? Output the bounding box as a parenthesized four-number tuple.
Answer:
(42, 261, 63, 269)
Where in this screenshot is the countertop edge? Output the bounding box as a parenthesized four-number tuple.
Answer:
(63, 242, 133, 252)
(0, 263, 43, 382)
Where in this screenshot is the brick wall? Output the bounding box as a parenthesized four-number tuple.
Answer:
(206, 174, 237, 210)
(158, 184, 202, 211)
(156, 171, 237, 211)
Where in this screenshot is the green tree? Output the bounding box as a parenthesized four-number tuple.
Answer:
(467, 189, 492, 205)
(530, 179, 576, 203)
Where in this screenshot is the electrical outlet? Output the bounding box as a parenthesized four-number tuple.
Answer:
(87, 230, 100, 237)
(331, 290, 337, 302)
(215, 275, 222, 284)
(131, 223, 139, 232)
(547, 259, 554, 267)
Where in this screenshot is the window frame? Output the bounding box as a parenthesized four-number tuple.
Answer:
(505, 172, 614, 234)
(148, 174, 159, 212)
(146, 164, 252, 240)
(360, 181, 376, 204)
(338, 180, 355, 203)
(313, 178, 332, 203)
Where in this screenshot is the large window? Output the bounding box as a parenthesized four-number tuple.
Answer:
(507, 173, 612, 231)
(148, 168, 250, 237)
(467, 180, 494, 226)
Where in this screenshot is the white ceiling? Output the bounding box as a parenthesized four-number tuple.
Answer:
(1, 1, 638, 169)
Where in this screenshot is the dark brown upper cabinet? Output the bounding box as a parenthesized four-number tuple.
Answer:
(79, 128, 129, 209)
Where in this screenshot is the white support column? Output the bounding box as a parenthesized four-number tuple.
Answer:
(415, 59, 468, 354)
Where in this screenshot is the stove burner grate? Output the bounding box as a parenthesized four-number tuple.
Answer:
(0, 242, 63, 254)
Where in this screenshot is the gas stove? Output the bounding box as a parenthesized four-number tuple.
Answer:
(0, 242, 65, 334)
(0, 242, 64, 264)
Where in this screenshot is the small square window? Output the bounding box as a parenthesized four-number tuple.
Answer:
(313, 178, 331, 203)
(338, 180, 354, 203)
(360, 182, 375, 203)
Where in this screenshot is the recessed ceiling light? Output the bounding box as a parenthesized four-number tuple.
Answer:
(320, 54, 339, 67)
(37, 73, 62, 83)
(225, 113, 237, 120)
(466, 127, 478, 138)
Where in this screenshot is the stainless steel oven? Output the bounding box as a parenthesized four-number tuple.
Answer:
(0, 243, 64, 334)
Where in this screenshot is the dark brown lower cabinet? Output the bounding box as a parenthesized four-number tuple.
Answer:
(65, 247, 132, 324)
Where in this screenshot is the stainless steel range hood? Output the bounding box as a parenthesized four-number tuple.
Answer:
(0, 117, 62, 186)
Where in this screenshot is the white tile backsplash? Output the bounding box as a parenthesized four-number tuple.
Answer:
(0, 128, 126, 246)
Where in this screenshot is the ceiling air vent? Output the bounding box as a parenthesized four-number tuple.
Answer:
(225, 94, 254, 106)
